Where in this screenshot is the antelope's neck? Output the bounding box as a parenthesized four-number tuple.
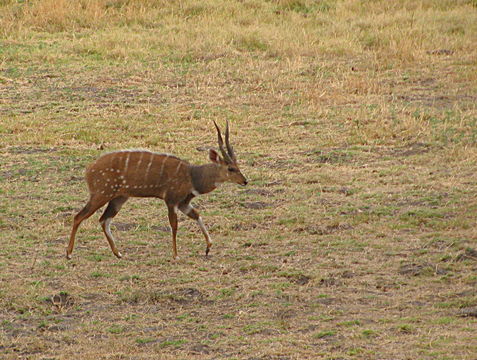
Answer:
(190, 164, 220, 195)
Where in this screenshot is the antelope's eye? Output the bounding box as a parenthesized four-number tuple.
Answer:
(228, 167, 237, 172)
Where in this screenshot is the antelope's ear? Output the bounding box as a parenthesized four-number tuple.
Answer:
(209, 149, 221, 164)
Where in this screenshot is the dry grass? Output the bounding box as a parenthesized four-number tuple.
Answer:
(1, 0, 477, 359)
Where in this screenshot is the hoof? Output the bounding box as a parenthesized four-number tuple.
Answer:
(115, 252, 122, 259)
(205, 242, 212, 256)
(66, 252, 72, 260)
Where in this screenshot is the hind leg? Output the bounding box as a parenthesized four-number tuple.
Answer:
(67, 195, 108, 259)
(99, 196, 129, 258)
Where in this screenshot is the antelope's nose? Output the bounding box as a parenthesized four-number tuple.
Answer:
(242, 180, 248, 186)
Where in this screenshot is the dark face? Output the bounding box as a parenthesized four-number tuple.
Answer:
(209, 149, 248, 186)
(224, 162, 248, 186)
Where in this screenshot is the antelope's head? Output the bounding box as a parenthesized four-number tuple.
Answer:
(209, 121, 248, 186)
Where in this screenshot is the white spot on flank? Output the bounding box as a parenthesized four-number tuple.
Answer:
(136, 151, 144, 172)
(145, 153, 154, 180)
(159, 155, 169, 179)
(124, 152, 131, 173)
(174, 161, 182, 175)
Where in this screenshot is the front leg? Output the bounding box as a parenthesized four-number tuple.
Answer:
(179, 202, 212, 256)
(167, 205, 179, 259)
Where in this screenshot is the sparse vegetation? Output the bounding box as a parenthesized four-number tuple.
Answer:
(1, 0, 477, 359)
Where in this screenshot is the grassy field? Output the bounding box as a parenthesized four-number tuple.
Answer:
(1, 0, 477, 359)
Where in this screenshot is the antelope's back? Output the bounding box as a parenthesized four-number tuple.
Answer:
(86, 150, 191, 199)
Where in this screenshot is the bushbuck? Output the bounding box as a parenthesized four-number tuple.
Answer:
(66, 121, 247, 260)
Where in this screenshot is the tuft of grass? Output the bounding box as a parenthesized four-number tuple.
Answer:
(90, 271, 112, 278)
(338, 320, 361, 327)
(135, 337, 156, 345)
(362, 329, 378, 338)
(398, 324, 415, 334)
(158, 339, 187, 348)
(314, 330, 337, 339)
(107, 325, 125, 334)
